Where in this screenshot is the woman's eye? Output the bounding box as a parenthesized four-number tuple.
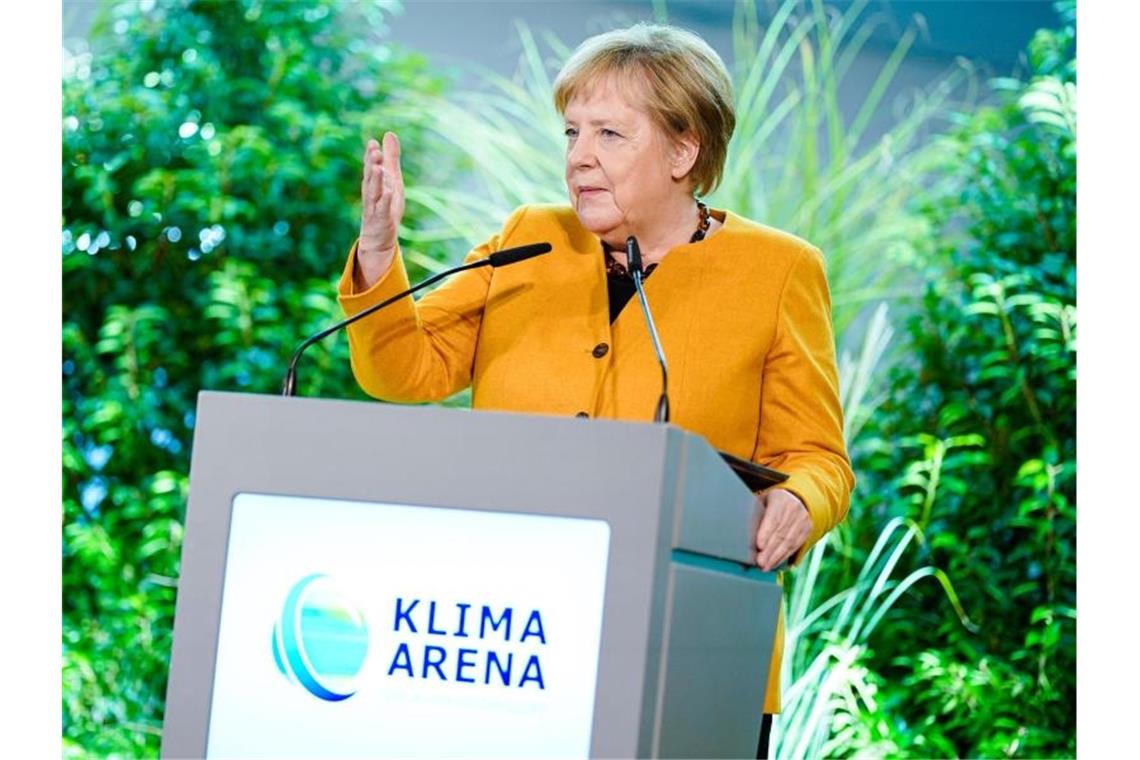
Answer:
(601, 129, 620, 138)
(564, 127, 578, 138)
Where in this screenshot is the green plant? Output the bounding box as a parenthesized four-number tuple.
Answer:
(62, 1, 450, 754)
(777, 321, 977, 758)
(773, 516, 975, 759)
(849, 2, 1076, 756)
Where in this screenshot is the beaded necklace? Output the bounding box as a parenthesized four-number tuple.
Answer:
(603, 200, 711, 278)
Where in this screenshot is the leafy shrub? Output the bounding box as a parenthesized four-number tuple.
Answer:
(62, 1, 449, 754)
(849, 3, 1076, 756)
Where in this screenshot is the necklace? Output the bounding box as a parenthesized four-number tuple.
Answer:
(604, 200, 710, 278)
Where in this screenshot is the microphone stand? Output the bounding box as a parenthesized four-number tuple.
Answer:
(626, 236, 670, 423)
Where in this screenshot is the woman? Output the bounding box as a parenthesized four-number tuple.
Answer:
(338, 23, 854, 757)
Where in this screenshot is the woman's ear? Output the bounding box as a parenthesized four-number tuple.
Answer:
(670, 133, 701, 181)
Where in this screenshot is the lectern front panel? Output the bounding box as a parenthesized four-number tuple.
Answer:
(206, 492, 610, 758)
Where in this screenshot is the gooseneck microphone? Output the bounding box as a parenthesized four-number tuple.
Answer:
(625, 236, 670, 423)
(282, 241, 552, 396)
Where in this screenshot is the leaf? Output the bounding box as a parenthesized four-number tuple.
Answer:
(964, 301, 1000, 317)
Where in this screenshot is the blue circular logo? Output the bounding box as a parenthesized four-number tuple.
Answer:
(272, 573, 369, 701)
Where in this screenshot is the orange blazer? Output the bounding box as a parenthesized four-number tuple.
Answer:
(338, 204, 855, 712)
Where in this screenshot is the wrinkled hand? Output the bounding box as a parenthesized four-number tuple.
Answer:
(754, 488, 812, 571)
(357, 131, 406, 288)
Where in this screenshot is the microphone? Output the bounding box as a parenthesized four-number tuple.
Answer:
(282, 241, 552, 396)
(625, 236, 670, 423)
(488, 242, 550, 267)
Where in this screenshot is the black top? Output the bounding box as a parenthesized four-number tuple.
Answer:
(606, 263, 657, 323)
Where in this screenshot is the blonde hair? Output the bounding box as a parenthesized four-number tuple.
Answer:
(552, 23, 736, 197)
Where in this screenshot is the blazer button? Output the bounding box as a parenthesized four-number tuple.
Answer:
(592, 342, 610, 358)
(575, 411, 590, 418)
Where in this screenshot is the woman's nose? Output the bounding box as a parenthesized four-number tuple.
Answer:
(567, 135, 597, 168)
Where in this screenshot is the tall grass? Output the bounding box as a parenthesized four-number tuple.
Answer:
(773, 514, 976, 759)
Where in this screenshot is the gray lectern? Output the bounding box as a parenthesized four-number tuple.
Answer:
(162, 391, 781, 759)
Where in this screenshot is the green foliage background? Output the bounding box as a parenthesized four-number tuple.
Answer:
(62, 1, 1075, 757)
(850, 14, 1077, 755)
(62, 1, 451, 754)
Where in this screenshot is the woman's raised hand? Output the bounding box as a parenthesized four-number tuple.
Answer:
(357, 132, 406, 288)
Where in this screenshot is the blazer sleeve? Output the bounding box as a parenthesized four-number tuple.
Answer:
(336, 206, 529, 402)
(752, 244, 856, 566)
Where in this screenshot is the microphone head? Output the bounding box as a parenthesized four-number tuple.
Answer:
(625, 236, 643, 276)
(488, 242, 553, 268)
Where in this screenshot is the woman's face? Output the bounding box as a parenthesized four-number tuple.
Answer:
(563, 76, 692, 241)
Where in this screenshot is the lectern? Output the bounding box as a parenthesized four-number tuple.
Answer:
(162, 392, 781, 758)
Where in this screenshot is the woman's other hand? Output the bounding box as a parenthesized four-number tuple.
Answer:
(754, 489, 812, 571)
(357, 131, 406, 289)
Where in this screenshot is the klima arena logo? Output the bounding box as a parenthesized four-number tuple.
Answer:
(272, 573, 369, 701)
